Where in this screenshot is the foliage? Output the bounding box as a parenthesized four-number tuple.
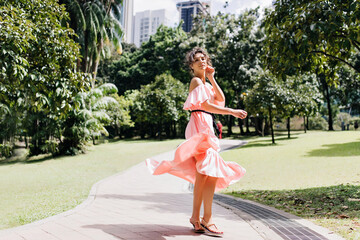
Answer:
(59, 0, 124, 80)
(335, 112, 352, 129)
(97, 25, 190, 95)
(126, 73, 188, 138)
(308, 115, 328, 130)
(333, 66, 360, 115)
(244, 69, 321, 140)
(0, 144, 13, 158)
(60, 83, 119, 155)
(263, 0, 360, 77)
(0, 0, 90, 156)
(105, 93, 134, 138)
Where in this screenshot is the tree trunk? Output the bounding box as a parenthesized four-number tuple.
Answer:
(173, 121, 177, 138)
(264, 117, 270, 136)
(303, 116, 307, 133)
(324, 83, 334, 130)
(25, 133, 28, 148)
(255, 117, 263, 136)
(269, 107, 275, 144)
(227, 115, 233, 136)
(306, 116, 309, 130)
(246, 117, 250, 134)
(319, 73, 334, 130)
(82, 30, 89, 73)
(238, 118, 244, 135)
(91, 39, 103, 83)
(287, 117, 291, 139)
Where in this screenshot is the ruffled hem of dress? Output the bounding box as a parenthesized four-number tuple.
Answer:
(145, 129, 246, 192)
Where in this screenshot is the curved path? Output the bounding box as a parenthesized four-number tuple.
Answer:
(0, 140, 343, 240)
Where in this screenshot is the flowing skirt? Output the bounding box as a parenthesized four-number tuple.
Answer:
(146, 129, 246, 192)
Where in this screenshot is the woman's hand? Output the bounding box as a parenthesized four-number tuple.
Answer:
(206, 66, 215, 79)
(232, 109, 247, 119)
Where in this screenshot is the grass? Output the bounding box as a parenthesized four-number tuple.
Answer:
(0, 138, 183, 229)
(221, 130, 360, 240)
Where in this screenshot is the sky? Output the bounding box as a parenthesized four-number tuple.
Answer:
(133, 0, 274, 27)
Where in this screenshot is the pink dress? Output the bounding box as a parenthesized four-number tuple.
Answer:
(145, 82, 246, 191)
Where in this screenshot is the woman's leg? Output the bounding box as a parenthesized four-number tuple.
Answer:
(191, 170, 207, 221)
(201, 176, 223, 234)
(202, 176, 217, 222)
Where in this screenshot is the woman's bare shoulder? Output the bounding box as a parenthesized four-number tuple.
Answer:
(189, 77, 203, 92)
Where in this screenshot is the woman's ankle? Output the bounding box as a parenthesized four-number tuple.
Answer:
(202, 215, 212, 223)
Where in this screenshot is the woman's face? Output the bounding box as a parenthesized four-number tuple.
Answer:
(191, 53, 207, 72)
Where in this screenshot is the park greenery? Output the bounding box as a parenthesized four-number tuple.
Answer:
(224, 130, 360, 240)
(0, 0, 359, 157)
(1, 0, 360, 238)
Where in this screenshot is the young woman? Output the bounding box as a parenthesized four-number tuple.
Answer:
(146, 47, 247, 236)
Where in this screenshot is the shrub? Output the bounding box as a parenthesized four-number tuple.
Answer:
(308, 115, 328, 130)
(0, 144, 14, 158)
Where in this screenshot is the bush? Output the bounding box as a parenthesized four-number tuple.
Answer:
(308, 115, 328, 130)
(335, 112, 352, 130)
(0, 144, 14, 158)
(40, 140, 59, 156)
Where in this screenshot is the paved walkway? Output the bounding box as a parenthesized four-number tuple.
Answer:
(0, 140, 344, 240)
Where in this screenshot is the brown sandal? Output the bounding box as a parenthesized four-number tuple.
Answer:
(201, 218, 223, 236)
(189, 218, 205, 233)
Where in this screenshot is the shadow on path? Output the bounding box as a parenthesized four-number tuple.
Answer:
(83, 224, 209, 240)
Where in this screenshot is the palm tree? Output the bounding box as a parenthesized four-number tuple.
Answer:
(59, 0, 123, 83)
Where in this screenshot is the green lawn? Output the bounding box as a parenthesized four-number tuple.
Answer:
(221, 130, 360, 240)
(1, 131, 359, 239)
(0, 139, 183, 229)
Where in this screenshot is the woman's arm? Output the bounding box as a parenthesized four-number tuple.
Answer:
(206, 66, 225, 102)
(202, 100, 247, 119)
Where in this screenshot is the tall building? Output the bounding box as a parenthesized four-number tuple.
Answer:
(120, 0, 134, 43)
(176, 0, 210, 32)
(133, 9, 169, 47)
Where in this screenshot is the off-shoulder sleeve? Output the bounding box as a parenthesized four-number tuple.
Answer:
(183, 85, 209, 110)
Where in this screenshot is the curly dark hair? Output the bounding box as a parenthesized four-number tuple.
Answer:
(186, 47, 212, 73)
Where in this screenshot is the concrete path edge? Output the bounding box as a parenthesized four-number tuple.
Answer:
(214, 193, 345, 240)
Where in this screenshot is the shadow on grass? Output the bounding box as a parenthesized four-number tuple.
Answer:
(305, 140, 360, 157)
(0, 153, 60, 166)
(240, 136, 299, 149)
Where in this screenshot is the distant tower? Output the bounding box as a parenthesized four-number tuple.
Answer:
(120, 0, 134, 43)
(133, 9, 169, 47)
(176, 0, 210, 32)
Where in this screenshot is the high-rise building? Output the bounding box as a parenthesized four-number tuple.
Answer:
(120, 0, 134, 43)
(176, 1, 210, 32)
(133, 9, 169, 47)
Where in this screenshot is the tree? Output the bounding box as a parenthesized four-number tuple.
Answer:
(279, 74, 322, 137)
(97, 24, 190, 95)
(105, 93, 134, 138)
(60, 83, 119, 154)
(59, 0, 123, 82)
(263, 0, 360, 130)
(244, 69, 320, 143)
(126, 73, 188, 139)
(0, 0, 90, 155)
(333, 66, 360, 115)
(263, 0, 360, 76)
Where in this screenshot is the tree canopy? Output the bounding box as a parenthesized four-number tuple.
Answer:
(263, 0, 360, 77)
